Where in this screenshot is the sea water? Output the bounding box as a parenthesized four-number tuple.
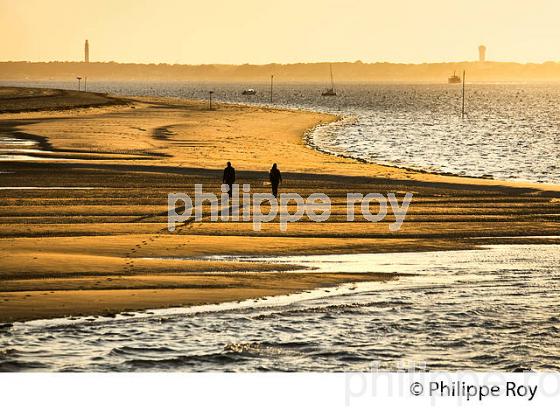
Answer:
(1, 245, 559, 372)
(3, 80, 558, 184)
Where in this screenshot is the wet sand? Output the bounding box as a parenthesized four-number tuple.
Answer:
(1, 87, 559, 322)
(0, 86, 127, 113)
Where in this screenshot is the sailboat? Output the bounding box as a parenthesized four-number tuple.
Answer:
(448, 71, 461, 84)
(322, 64, 337, 96)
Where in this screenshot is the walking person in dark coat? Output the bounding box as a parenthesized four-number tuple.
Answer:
(269, 163, 282, 198)
(223, 161, 236, 197)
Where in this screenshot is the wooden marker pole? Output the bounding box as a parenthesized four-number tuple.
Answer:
(270, 75, 274, 104)
(461, 70, 466, 119)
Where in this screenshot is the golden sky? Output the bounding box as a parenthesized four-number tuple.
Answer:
(1, 0, 558, 64)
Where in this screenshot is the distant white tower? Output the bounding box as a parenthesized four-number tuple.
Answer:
(84, 40, 90, 63)
(478, 45, 486, 62)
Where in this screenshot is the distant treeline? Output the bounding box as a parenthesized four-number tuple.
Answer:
(2, 61, 560, 82)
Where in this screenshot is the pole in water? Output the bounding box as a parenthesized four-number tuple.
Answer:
(76, 76, 82, 91)
(84, 77, 87, 92)
(209, 91, 214, 110)
(270, 75, 274, 104)
(461, 70, 466, 119)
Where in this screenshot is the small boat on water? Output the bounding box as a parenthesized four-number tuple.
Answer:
(242, 89, 256, 95)
(322, 64, 337, 96)
(448, 71, 461, 84)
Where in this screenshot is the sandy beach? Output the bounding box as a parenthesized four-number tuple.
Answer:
(1, 87, 559, 323)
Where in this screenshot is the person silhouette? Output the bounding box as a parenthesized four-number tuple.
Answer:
(269, 163, 282, 198)
(222, 161, 236, 197)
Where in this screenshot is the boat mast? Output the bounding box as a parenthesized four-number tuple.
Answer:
(461, 70, 466, 119)
(330, 64, 335, 91)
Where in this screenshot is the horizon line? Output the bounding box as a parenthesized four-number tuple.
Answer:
(3, 59, 560, 66)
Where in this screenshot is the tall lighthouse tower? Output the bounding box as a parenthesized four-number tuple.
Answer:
(478, 45, 486, 62)
(84, 40, 90, 63)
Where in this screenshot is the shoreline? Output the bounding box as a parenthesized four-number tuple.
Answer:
(0, 86, 129, 114)
(8, 242, 559, 329)
(303, 114, 560, 193)
(1, 86, 559, 323)
(305, 117, 560, 191)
